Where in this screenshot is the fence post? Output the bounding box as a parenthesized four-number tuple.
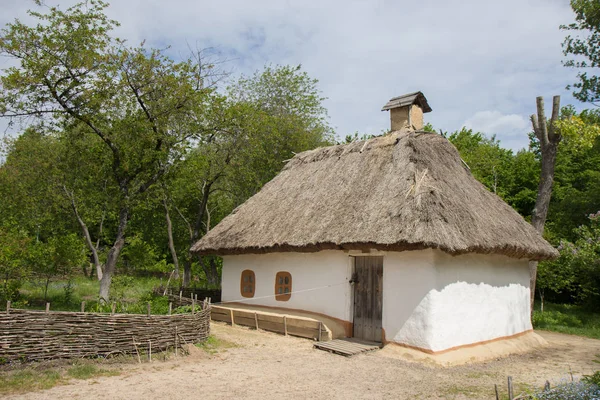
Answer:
(179, 290, 182, 304)
(148, 340, 152, 362)
(45, 303, 50, 313)
(254, 312, 259, 330)
(283, 316, 288, 336)
(175, 326, 178, 357)
(318, 322, 323, 341)
(168, 302, 172, 315)
(111, 302, 116, 315)
(147, 302, 151, 317)
(81, 301, 85, 313)
(6, 301, 11, 315)
(508, 376, 513, 400)
(230, 309, 235, 326)
(192, 297, 195, 315)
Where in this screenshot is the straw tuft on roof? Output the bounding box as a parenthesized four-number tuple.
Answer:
(192, 130, 558, 261)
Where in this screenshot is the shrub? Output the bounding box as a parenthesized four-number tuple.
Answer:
(583, 371, 600, 387)
(533, 381, 600, 399)
(533, 309, 584, 328)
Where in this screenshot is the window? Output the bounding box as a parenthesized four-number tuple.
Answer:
(240, 270, 255, 298)
(275, 271, 292, 301)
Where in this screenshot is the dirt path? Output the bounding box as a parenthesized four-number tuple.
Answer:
(7, 324, 600, 400)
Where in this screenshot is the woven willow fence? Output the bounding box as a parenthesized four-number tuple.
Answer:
(0, 305, 210, 362)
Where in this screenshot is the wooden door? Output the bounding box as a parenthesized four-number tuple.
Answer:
(352, 256, 383, 342)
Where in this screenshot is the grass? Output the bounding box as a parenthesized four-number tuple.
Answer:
(442, 384, 489, 398)
(67, 364, 120, 380)
(0, 369, 62, 394)
(0, 361, 122, 395)
(195, 335, 238, 354)
(533, 302, 600, 340)
(15, 275, 166, 312)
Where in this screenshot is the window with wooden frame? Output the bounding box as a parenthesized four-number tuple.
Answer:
(240, 270, 255, 298)
(275, 271, 292, 301)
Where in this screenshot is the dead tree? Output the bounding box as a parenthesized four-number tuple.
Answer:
(529, 95, 561, 313)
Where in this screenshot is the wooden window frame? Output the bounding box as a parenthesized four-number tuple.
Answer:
(275, 271, 292, 301)
(240, 270, 255, 298)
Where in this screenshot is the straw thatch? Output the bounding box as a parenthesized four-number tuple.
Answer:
(192, 130, 558, 261)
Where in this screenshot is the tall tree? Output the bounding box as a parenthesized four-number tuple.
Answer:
(170, 65, 334, 287)
(529, 96, 561, 312)
(0, 1, 213, 300)
(562, 0, 600, 103)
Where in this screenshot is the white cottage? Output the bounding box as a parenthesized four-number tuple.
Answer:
(191, 92, 558, 354)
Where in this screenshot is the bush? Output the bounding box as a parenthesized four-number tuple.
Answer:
(583, 371, 600, 387)
(533, 381, 600, 399)
(533, 310, 584, 328)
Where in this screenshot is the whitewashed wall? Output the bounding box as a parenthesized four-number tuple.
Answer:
(222, 249, 532, 353)
(388, 250, 532, 352)
(221, 251, 352, 322)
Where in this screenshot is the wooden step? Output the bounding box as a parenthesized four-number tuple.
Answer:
(314, 338, 380, 357)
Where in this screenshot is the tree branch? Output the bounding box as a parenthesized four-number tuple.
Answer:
(548, 95, 561, 142)
(62, 186, 103, 280)
(536, 96, 549, 146)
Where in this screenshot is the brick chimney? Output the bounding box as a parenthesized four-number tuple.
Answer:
(381, 91, 431, 131)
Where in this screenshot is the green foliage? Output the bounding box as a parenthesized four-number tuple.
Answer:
(583, 371, 600, 386)
(27, 234, 87, 301)
(0, 229, 31, 302)
(533, 302, 600, 339)
(562, 0, 600, 103)
(538, 212, 600, 307)
(533, 381, 600, 400)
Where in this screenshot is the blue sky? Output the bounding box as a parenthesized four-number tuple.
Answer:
(0, 0, 585, 151)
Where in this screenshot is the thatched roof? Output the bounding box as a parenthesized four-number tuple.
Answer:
(192, 131, 558, 261)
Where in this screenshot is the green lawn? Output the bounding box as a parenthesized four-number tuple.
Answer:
(533, 302, 600, 340)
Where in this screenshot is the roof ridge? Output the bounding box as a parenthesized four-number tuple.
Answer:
(285, 130, 432, 170)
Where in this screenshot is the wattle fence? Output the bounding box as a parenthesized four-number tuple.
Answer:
(0, 305, 210, 362)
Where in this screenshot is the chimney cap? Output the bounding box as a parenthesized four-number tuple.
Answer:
(381, 91, 432, 113)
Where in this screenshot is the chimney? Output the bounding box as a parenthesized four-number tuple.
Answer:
(381, 91, 432, 131)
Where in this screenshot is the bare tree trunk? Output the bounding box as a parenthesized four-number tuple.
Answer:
(183, 260, 192, 288)
(64, 187, 104, 280)
(98, 206, 128, 302)
(199, 256, 220, 286)
(163, 198, 180, 279)
(529, 95, 561, 315)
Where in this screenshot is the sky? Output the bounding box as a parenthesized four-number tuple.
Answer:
(0, 0, 585, 151)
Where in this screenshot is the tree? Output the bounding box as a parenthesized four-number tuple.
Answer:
(0, 1, 214, 301)
(562, 0, 600, 103)
(528, 98, 600, 311)
(529, 96, 562, 312)
(0, 229, 31, 302)
(538, 211, 600, 309)
(447, 128, 514, 197)
(168, 65, 333, 287)
(29, 234, 87, 301)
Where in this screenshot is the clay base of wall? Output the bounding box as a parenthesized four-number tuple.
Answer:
(379, 331, 548, 367)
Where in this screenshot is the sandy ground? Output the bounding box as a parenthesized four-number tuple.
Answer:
(6, 323, 600, 400)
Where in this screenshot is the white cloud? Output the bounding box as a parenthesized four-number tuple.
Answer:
(463, 111, 531, 151)
(0, 0, 584, 151)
